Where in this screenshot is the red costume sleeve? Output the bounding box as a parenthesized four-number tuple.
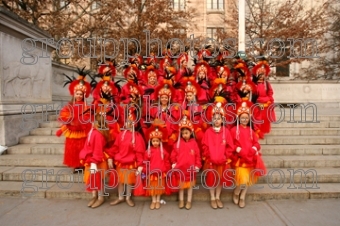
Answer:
(164, 151, 171, 171)
(224, 129, 235, 159)
(105, 132, 120, 159)
(89, 130, 106, 164)
(266, 82, 274, 103)
(170, 147, 178, 164)
(193, 141, 202, 168)
(201, 130, 210, 160)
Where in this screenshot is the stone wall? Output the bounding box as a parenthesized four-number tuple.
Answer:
(271, 80, 340, 109)
(0, 8, 75, 146)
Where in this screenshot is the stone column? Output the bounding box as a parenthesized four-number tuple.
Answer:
(0, 8, 55, 146)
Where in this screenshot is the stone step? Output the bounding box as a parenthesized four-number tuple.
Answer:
(2, 166, 339, 185)
(260, 136, 340, 145)
(1, 167, 80, 183)
(261, 145, 340, 156)
(48, 114, 58, 121)
(271, 121, 334, 128)
(257, 168, 340, 184)
(262, 155, 340, 168)
(7, 143, 339, 157)
(272, 113, 340, 122)
(270, 128, 340, 136)
(1, 181, 340, 200)
(0, 155, 64, 167)
(39, 121, 61, 128)
(19, 136, 65, 144)
(6, 144, 64, 155)
(29, 128, 59, 136)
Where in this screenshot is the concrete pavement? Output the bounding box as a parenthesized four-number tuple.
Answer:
(0, 197, 339, 226)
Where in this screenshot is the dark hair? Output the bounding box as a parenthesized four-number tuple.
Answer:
(180, 127, 194, 139)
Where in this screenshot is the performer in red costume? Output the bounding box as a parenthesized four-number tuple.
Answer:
(107, 108, 146, 207)
(148, 82, 180, 154)
(56, 67, 92, 172)
(230, 101, 263, 208)
(180, 79, 205, 146)
(171, 115, 201, 210)
(175, 52, 192, 82)
(143, 122, 170, 210)
(79, 111, 110, 208)
(121, 65, 144, 106)
(141, 67, 159, 104)
(252, 59, 276, 135)
(193, 61, 214, 104)
(202, 97, 234, 209)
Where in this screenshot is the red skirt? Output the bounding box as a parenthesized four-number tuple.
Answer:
(203, 160, 233, 188)
(64, 137, 86, 168)
(260, 105, 276, 134)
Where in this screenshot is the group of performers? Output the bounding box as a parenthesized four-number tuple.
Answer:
(56, 47, 275, 210)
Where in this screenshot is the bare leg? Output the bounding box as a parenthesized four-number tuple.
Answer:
(155, 194, 161, 209)
(239, 186, 248, 208)
(209, 188, 216, 200)
(109, 183, 125, 206)
(87, 190, 97, 207)
(150, 195, 157, 210)
(209, 188, 217, 209)
(215, 185, 224, 208)
(233, 185, 241, 205)
(118, 183, 124, 200)
(126, 184, 132, 200)
(125, 184, 135, 207)
(187, 187, 193, 203)
(178, 189, 185, 209)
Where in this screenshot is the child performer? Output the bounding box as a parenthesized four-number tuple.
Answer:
(144, 122, 170, 210)
(79, 111, 109, 208)
(170, 115, 201, 210)
(252, 59, 276, 135)
(107, 108, 146, 207)
(56, 67, 92, 172)
(230, 101, 262, 208)
(201, 97, 234, 209)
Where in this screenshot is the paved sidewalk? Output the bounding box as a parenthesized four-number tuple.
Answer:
(0, 197, 339, 226)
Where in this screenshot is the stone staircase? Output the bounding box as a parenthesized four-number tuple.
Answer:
(0, 113, 340, 202)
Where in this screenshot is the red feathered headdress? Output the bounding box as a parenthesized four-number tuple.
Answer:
(68, 67, 91, 98)
(252, 61, 270, 78)
(177, 52, 189, 67)
(216, 65, 231, 79)
(98, 63, 116, 79)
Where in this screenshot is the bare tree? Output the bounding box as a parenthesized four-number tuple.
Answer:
(221, 0, 335, 79)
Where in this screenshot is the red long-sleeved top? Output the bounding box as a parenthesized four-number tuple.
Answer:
(171, 138, 201, 181)
(143, 147, 170, 175)
(256, 81, 274, 103)
(106, 130, 146, 166)
(230, 125, 261, 166)
(201, 127, 234, 165)
(79, 128, 106, 165)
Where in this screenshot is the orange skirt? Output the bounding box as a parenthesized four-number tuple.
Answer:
(116, 166, 137, 185)
(234, 159, 258, 186)
(179, 180, 196, 189)
(145, 174, 166, 196)
(84, 161, 108, 191)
